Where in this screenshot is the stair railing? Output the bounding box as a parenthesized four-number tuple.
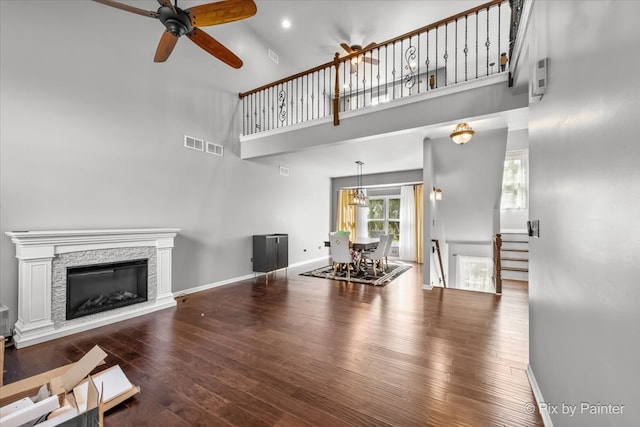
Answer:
(492, 233, 502, 294)
(432, 239, 447, 288)
(239, 0, 510, 136)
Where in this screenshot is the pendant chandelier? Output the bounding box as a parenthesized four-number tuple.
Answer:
(349, 161, 368, 206)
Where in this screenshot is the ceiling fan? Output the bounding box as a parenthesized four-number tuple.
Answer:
(92, 0, 257, 68)
(340, 42, 379, 73)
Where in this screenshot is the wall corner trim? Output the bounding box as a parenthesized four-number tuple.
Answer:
(526, 364, 555, 427)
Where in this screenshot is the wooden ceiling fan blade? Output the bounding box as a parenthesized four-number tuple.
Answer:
(364, 57, 379, 65)
(340, 43, 353, 54)
(186, 0, 257, 27)
(187, 28, 243, 68)
(91, 0, 158, 18)
(154, 31, 179, 62)
(363, 42, 377, 50)
(156, 0, 176, 13)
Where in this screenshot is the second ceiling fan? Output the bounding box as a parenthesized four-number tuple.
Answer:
(340, 42, 379, 73)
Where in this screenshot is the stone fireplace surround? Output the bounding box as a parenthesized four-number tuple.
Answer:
(5, 228, 179, 348)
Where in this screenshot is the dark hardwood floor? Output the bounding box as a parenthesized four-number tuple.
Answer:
(3, 263, 543, 426)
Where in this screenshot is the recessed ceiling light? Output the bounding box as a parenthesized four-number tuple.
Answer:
(281, 19, 291, 29)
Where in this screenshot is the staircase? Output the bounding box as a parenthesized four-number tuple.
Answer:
(499, 232, 529, 281)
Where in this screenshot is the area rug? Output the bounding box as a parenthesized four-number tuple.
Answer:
(300, 262, 411, 286)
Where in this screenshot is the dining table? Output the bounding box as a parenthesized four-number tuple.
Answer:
(324, 236, 379, 251)
(350, 237, 379, 252)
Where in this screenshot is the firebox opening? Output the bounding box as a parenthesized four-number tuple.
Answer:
(66, 259, 148, 320)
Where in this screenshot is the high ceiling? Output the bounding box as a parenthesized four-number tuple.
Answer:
(237, 0, 492, 91)
(86, 0, 492, 93)
(81, 0, 524, 178)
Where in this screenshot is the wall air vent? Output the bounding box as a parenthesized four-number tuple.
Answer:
(206, 141, 224, 156)
(184, 135, 204, 151)
(279, 165, 289, 176)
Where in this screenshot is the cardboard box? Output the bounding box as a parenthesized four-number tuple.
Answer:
(0, 345, 140, 427)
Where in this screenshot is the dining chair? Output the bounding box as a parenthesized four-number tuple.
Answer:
(362, 234, 390, 276)
(329, 232, 355, 280)
(382, 234, 394, 271)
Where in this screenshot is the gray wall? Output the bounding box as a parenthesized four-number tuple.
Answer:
(527, 1, 640, 425)
(428, 129, 507, 289)
(432, 128, 507, 242)
(0, 1, 331, 327)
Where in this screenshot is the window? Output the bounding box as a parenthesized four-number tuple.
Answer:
(367, 196, 400, 242)
(500, 150, 528, 210)
(456, 256, 494, 293)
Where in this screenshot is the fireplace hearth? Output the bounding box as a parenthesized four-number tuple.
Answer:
(66, 259, 148, 320)
(5, 228, 179, 348)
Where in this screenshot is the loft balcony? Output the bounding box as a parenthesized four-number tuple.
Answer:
(239, 0, 522, 159)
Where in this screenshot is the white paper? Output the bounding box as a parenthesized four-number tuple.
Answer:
(31, 384, 51, 403)
(91, 365, 133, 402)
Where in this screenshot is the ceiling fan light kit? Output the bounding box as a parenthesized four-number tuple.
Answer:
(340, 42, 379, 73)
(158, 4, 192, 37)
(92, 0, 257, 67)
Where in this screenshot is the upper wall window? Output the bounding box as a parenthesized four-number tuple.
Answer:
(500, 150, 529, 210)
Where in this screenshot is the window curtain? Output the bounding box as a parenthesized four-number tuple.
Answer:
(399, 186, 416, 261)
(414, 184, 424, 264)
(356, 189, 369, 238)
(336, 189, 357, 238)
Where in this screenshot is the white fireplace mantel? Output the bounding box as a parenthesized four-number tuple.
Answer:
(6, 228, 180, 348)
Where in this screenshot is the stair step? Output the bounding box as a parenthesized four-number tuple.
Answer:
(502, 239, 528, 243)
(501, 266, 529, 272)
(501, 248, 528, 252)
(501, 257, 528, 262)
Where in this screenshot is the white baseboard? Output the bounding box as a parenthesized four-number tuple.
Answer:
(422, 284, 433, 290)
(174, 256, 331, 297)
(289, 256, 330, 270)
(527, 365, 554, 427)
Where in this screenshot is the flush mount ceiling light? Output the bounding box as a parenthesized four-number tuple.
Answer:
(450, 122, 475, 144)
(349, 161, 368, 207)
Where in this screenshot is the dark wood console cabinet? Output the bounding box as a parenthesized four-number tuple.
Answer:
(252, 234, 288, 279)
